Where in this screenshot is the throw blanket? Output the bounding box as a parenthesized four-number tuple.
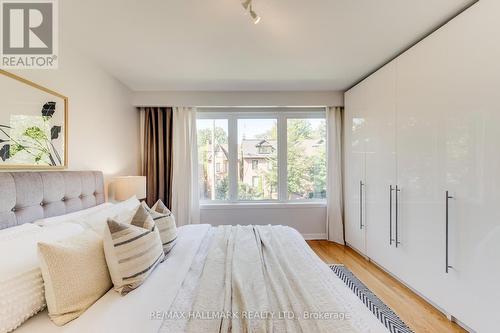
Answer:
(161, 225, 388, 333)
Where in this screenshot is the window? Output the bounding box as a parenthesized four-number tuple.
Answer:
(258, 146, 272, 154)
(197, 119, 229, 200)
(197, 109, 326, 203)
(238, 119, 277, 200)
(252, 159, 259, 170)
(287, 118, 326, 200)
(252, 176, 260, 187)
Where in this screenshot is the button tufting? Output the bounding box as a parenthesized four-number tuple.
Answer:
(61, 197, 66, 202)
(40, 202, 44, 206)
(11, 207, 16, 212)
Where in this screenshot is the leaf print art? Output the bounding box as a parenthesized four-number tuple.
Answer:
(0, 101, 63, 166)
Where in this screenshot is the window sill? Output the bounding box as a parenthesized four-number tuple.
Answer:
(200, 201, 327, 210)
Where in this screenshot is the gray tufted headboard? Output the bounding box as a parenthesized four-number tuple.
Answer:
(0, 171, 105, 229)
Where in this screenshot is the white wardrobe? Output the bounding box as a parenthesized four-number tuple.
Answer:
(343, 1, 500, 332)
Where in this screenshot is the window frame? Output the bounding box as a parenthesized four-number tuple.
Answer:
(197, 107, 327, 205)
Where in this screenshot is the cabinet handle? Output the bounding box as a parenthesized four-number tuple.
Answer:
(395, 185, 401, 247)
(446, 191, 453, 273)
(359, 181, 364, 229)
(389, 185, 394, 245)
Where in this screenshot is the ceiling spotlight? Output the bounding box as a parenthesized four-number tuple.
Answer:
(241, 0, 261, 24)
(249, 9, 261, 24)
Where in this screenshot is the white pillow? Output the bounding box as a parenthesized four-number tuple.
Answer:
(111, 196, 141, 212)
(0, 223, 84, 333)
(79, 196, 141, 235)
(38, 231, 112, 326)
(34, 203, 114, 227)
(35, 197, 141, 236)
(0, 223, 42, 242)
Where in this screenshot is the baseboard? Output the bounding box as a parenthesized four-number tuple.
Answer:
(302, 233, 327, 240)
(345, 242, 369, 260)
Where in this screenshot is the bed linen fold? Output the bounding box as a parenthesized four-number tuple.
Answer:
(165, 225, 388, 333)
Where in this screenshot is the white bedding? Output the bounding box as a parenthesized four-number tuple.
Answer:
(14, 224, 387, 333)
(15, 224, 211, 333)
(162, 225, 388, 333)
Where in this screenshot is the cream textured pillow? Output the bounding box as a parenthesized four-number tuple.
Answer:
(103, 205, 165, 295)
(37, 230, 112, 326)
(0, 223, 84, 333)
(144, 200, 178, 254)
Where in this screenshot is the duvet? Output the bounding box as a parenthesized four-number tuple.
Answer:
(160, 225, 387, 333)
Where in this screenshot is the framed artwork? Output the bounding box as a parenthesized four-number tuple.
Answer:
(0, 70, 68, 169)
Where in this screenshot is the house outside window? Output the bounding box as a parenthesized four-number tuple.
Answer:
(258, 145, 272, 154)
(252, 159, 258, 170)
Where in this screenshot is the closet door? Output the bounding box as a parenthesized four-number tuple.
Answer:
(437, 18, 500, 332)
(363, 63, 398, 270)
(441, 104, 499, 333)
(394, 50, 449, 310)
(344, 87, 367, 255)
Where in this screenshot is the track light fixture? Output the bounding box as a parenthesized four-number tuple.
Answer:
(241, 0, 261, 24)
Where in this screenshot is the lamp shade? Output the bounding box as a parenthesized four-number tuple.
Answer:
(113, 176, 147, 201)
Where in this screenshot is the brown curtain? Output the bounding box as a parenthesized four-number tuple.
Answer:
(141, 107, 173, 208)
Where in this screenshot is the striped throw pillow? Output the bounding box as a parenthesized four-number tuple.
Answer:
(103, 205, 165, 295)
(143, 200, 177, 254)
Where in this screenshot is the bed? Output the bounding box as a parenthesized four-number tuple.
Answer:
(0, 171, 395, 333)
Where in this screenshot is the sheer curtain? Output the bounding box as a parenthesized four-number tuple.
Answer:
(171, 107, 200, 226)
(326, 106, 345, 244)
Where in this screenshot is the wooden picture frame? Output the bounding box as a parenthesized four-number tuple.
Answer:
(0, 69, 68, 169)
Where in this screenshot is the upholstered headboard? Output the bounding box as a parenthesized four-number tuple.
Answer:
(0, 171, 105, 229)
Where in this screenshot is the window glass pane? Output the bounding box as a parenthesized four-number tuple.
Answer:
(238, 119, 278, 200)
(287, 118, 327, 200)
(197, 119, 229, 200)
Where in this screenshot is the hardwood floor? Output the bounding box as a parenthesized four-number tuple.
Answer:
(307, 240, 467, 333)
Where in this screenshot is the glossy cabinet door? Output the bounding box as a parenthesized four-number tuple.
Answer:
(343, 2, 500, 332)
(393, 48, 451, 311)
(363, 63, 398, 272)
(441, 105, 499, 333)
(344, 87, 367, 255)
(432, 5, 500, 331)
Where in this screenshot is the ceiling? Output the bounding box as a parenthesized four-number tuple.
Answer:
(61, 0, 473, 91)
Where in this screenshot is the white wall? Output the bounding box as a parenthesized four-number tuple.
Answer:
(132, 90, 344, 107)
(201, 204, 326, 239)
(8, 45, 140, 189)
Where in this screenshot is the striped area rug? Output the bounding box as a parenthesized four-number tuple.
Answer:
(330, 264, 414, 333)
